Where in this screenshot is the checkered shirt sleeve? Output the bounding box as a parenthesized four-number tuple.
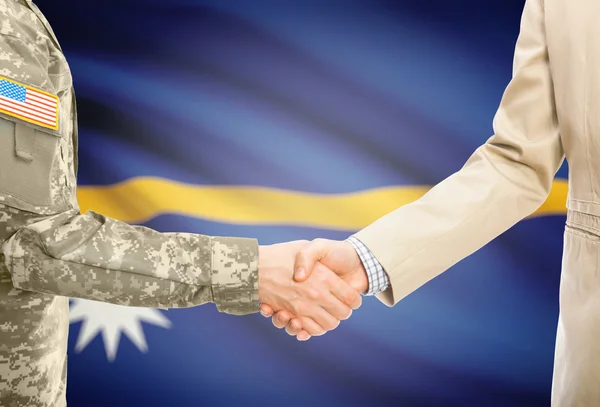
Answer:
(346, 236, 390, 296)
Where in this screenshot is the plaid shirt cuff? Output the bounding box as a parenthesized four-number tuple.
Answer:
(346, 236, 390, 296)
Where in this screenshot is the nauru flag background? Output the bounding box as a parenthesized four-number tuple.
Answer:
(36, 1, 562, 406)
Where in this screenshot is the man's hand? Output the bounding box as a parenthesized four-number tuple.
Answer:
(258, 240, 362, 337)
(260, 239, 368, 340)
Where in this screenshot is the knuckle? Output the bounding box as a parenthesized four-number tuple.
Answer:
(344, 292, 358, 306)
(355, 298, 363, 309)
(291, 299, 304, 315)
(306, 287, 321, 300)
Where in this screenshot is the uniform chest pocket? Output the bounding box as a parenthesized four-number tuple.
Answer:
(0, 115, 65, 213)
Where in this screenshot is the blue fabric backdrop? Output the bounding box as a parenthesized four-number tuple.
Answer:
(35, 1, 564, 406)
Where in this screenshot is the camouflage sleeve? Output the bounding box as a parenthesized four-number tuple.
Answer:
(0, 209, 259, 315)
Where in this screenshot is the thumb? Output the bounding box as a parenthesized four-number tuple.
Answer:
(294, 239, 328, 282)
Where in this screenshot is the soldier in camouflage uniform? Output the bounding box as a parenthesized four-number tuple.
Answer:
(0, 1, 362, 405)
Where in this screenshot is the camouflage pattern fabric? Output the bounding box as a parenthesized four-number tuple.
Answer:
(0, 1, 259, 405)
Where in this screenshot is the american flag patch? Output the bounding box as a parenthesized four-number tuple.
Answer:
(0, 76, 59, 131)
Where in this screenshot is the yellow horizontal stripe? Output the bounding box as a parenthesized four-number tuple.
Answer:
(77, 177, 568, 231)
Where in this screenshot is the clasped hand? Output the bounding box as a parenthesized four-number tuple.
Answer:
(258, 239, 368, 341)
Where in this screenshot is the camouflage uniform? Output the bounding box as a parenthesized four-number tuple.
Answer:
(0, 1, 259, 405)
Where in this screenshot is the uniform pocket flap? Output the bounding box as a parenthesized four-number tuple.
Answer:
(0, 116, 64, 210)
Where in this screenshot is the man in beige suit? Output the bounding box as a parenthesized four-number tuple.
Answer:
(260, 0, 595, 404)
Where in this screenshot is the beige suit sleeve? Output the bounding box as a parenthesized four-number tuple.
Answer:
(354, 0, 564, 306)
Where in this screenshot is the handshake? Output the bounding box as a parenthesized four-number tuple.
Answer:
(257, 239, 370, 341)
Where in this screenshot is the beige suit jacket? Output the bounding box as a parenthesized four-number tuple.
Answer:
(355, 0, 600, 404)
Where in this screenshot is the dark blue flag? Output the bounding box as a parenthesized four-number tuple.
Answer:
(35, 1, 564, 406)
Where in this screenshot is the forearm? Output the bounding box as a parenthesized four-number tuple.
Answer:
(1, 209, 259, 315)
(356, 146, 555, 305)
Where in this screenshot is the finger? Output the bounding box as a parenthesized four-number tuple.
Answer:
(260, 304, 274, 317)
(329, 276, 362, 310)
(318, 292, 353, 321)
(296, 316, 326, 337)
(294, 239, 329, 282)
(303, 304, 340, 332)
(285, 318, 303, 336)
(271, 310, 293, 329)
(311, 265, 357, 318)
(294, 265, 354, 322)
(297, 330, 312, 341)
(325, 301, 353, 321)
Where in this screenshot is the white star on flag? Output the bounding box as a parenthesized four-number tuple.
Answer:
(69, 299, 171, 361)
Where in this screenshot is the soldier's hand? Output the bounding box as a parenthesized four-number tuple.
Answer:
(258, 241, 362, 338)
(260, 239, 368, 341)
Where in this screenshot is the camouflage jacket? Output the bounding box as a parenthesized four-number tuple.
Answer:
(0, 1, 259, 405)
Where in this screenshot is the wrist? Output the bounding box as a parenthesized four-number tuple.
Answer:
(211, 237, 259, 315)
(355, 264, 369, 294)
(257, 245, 269, 303)
(342, 241, 369, 293)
